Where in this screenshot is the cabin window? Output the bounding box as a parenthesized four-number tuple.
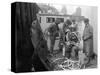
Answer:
(46, 17, 55, 23)
(56, 18, 64, 22)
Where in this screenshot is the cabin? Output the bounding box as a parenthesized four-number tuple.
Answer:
(39, 13, 85, 32)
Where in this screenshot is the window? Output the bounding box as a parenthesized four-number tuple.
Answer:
(46, 17, 55, 23)
(56, 18, 64, 22)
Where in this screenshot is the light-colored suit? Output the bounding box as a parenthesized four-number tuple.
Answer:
(83, 24, 93, 57)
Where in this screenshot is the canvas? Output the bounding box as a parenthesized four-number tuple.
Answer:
(11, 2, 98, 73)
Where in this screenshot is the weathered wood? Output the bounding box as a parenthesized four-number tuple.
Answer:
(12, 2, 41, 72)
(12, 2, 50, 72)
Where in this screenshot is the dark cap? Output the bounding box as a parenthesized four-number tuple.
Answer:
(84, 18, 89, 23)
(72, 19, 76, 23)
(65, 19, 72, 25)
(55, 19, 61, 24)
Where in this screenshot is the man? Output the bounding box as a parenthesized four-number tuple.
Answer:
(61, 19, 72, 58)
(63, 19, 72, 33)
(71, 19, 78, 32)
(67, 26, 80, 59)
(59, 20, 71, 52)
(48, 19, 61, 54)
(83, 18, 94, 64)
(62, 19, 72, 45)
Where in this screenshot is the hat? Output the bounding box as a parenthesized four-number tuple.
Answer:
(65, 19, 72, 25)
(84, 18, 89, 23)
(72, 19, 76, 23)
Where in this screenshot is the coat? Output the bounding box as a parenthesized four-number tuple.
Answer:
(83, 24, 93, 57)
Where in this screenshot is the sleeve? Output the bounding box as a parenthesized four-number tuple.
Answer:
(89, 25, 93, 37)
(48, 24, 52, 32)
(83, 25, 93, 41)
(63, 23, 66, 32)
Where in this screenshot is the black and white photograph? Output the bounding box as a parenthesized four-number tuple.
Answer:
(11, 2, 98, 73)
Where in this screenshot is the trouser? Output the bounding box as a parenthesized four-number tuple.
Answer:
(83, 39, 93, 57)
(83, 39, 94, 64)
(71, 46, 79, 58)
(50, 36, 56, 53)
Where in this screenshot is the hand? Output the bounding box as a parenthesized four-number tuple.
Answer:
(67, 42, 70, 45)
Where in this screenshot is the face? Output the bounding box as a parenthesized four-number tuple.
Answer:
(84, 22, 89, 26)
(84, 19, 89, 26)
(55, 21, 60, 25)
(57, 22, 60, 25)
(72, 20, 76, 24)
(32, 20, 37, 28)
